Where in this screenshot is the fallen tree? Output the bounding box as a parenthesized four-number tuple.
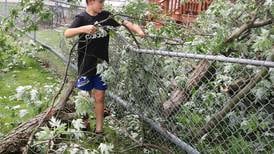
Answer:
(162, 11, 273, 117)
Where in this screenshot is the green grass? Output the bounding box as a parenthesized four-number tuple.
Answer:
(36, 27, 70, 51)
(36, 29, 62, 48)
(0, 56, 58, 134)
(0, 56, 56, 95)
(36, 48, 77, 78)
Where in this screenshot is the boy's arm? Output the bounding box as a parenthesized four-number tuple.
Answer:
(64, 25, 97, 38)
(122, 20, 145, 37)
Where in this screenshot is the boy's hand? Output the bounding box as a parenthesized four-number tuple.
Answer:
(81, 25, 97, 34)
(123, 20, 145, 38)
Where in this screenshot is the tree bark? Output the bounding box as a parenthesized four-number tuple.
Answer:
(0, 81, 75, 154)
(220, 77, 251, 97)
(163, 60, 216, 116)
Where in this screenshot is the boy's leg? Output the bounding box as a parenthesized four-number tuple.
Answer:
(90, 89, 105, 133)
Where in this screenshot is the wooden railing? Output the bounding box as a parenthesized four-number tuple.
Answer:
(149, 0, 213, 24)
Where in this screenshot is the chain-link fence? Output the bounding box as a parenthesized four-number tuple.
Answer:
(103, 33, 274, 153)
(44, 0, 84, 28)
(0, 0, 17, 21)
(3, 0, 273, 153)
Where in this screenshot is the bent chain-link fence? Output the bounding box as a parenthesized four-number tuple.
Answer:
(105, 33, 274, 153)
(2, 1, 273, 153)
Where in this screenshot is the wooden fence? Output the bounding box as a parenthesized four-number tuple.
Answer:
(148, 0, 213, 23)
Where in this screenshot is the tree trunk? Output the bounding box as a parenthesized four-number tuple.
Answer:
(163, 60, 216, 116)
(0, 81, 75, 154)
(220, 77, 251, 97)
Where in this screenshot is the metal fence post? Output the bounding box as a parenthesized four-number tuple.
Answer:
(4, 0, 8, 17)
(33, 14, 37, 42)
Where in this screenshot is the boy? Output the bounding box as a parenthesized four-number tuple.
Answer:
(64, 0, 145, 134)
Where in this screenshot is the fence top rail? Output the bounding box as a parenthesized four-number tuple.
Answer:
(47, 0, 85, 8)
(115, 34, 274, 68)
(132, 47, 274, 68)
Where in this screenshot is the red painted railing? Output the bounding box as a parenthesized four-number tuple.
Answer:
(149, 0, 213, 24)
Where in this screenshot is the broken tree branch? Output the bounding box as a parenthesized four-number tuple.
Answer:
(192, 49, 274, 141)
(0, 81, 75, 154)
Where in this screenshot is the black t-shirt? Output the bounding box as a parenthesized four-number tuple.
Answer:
(69, 11, 120, 77)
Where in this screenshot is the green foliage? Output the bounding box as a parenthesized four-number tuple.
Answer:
(1, 0, 273, 153)
(194, 0, 273, 57)
(105, 0, 274, 153)
(119, 0, 161, 23)
(73, 91, 94, 116)
(197, 135, 252, 153)
(0, 30, 20, 68)
(226, 136, 252, 154)
(1, 0, 52, 35)
(252, 29, 273, 53)
(177, 106, 204, 129)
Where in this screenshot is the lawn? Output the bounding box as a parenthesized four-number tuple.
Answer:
(35, 27, 72, 55)
(0, 56, 58, 134)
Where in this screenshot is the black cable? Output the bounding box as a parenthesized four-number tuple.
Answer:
(122, 24, 141, 49)
(55, 11, 168, 110)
